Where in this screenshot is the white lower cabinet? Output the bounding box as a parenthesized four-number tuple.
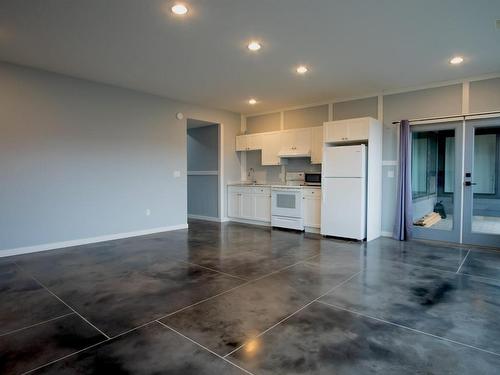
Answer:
(254, 192, 271, 221)
(240, 191, 255, 219)
(303, 188, 321, 229)
(228, 186, 271, 223)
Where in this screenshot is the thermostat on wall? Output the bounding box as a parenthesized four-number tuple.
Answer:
(176, 112, 184, 120)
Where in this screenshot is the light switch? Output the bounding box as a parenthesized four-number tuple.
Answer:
(387, 169, 394, 178)
(173, 170, 181, 178)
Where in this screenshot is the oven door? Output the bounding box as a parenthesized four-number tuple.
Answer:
(271, 189, 302, 218)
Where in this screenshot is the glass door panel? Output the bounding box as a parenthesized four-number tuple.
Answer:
(411, 123, 462, 243)
(463, 120, 500, 246)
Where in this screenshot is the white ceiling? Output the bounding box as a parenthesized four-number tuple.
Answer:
(0, 0, 499, 114)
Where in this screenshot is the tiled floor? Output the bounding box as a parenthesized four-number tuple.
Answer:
(1, 220, 500, 374)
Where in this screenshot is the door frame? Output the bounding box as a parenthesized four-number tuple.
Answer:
(186, 120, 224, 222)
(462, 117, 500, 247)
(410, 121, 464, 243)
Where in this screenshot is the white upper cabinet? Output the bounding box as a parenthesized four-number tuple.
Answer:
(310, 126, 323, 164)
(236, 134, 263, 151)
(261, 132, 282, 166)
(279, 128, 311, 157)
(324, 117, 370, 143)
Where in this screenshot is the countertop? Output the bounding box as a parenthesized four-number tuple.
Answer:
(228, 182, 321, 189)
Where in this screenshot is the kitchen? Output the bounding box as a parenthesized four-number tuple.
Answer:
(228, 117, 382, 241)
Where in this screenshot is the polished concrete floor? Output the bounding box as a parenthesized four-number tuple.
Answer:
(1, 220, 500, 374)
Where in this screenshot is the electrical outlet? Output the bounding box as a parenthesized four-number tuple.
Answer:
(173, 170, 181, 178)
(146, 209, 151, 216)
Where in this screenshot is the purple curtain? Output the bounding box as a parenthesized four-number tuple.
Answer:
(393, 120, 413, 241)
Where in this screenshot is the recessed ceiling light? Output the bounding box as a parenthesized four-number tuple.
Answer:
(296, 65, 308, 74)
(247, 41, 261, 52)
(449, 56, 464, 65)
(248, 98, 257, 105)
(171, 3, 188, 15)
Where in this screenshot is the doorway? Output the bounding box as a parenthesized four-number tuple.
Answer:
(410, 117, 500, 247)
(187, 119, 221, 221)
(463, 119, 500, 247)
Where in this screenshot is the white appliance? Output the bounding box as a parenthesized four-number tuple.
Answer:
(271, 186, 303, 230)
(321, 144, 367, 240)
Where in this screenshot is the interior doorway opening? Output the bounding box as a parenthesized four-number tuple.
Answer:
(187, 119, 221, 221)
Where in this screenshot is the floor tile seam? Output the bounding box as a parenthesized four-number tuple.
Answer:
(455, 271, 500, 283)
(0, 312, 75, 338)
(369, 257, 467, 276)
(456, 249, 471, 274)
(173, 259, 250, 281)
(156, 320, 256, 375)
(20, 337, 110, 375)
(156, 255, 320, 321)
(315, 300, 500, 358)
(223, 269, 363, 358)
(13, 261, 111, 339)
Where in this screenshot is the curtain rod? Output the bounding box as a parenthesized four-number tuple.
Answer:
(391, 110, 500, 125)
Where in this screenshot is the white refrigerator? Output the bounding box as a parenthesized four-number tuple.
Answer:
(321, 144, 367, 240)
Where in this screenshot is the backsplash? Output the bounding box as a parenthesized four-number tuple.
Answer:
(246, 151, 321, 183)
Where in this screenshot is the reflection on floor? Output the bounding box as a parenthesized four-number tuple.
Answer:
(1, 220, 500, 374)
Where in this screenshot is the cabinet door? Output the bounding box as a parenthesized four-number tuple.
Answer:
(347, 118, 370, 141)
(303, 197, 321, 228)
(240, 192, 256, 219)
(280, 131, 295, 154)
(247, 134, 263, 150)
(324, 121, 348, 142)
(236, 136, 247, 151)
(293, 128, 312, 154)
(311, 126, 323, 164)
(262, 132, 282, 165)
(228, 191, 241, 218)
(254, 193, 271, 222)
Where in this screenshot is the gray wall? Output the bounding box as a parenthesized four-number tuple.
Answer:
(246, 112, 280, 134)
(187, 125, 218, 171)
(0, 62, 241, 251)
(333, 97, 378, 121)
(284, 105, 328, 129)
(470, 78, 500, 113)
(187, 124, 219, 218)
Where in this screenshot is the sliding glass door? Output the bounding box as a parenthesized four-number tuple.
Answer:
(463, 118, 500, 247)
(410, 122, 463, 243)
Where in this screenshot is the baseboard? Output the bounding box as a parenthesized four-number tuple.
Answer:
(227, 218, 271, 227)
(187, 214, 222, 223)
(381, 231, 393, 237)
(0, 224, 189, 258)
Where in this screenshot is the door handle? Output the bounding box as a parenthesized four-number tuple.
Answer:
(464, 181, 477, 186)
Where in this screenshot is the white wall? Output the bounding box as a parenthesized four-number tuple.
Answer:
(0, 62, 241, 252)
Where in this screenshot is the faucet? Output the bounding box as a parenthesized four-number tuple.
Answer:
(247, 168, 257, 184)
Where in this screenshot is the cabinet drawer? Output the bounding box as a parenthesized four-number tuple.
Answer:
(302, 188, 321, 198)
(253, 187, 271, 195)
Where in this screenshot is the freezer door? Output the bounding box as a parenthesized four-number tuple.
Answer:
(320, 178, 366, 240)
(322, 145, 366, 178)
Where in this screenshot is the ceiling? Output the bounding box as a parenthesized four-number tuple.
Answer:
(0, 0, 499, 114)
